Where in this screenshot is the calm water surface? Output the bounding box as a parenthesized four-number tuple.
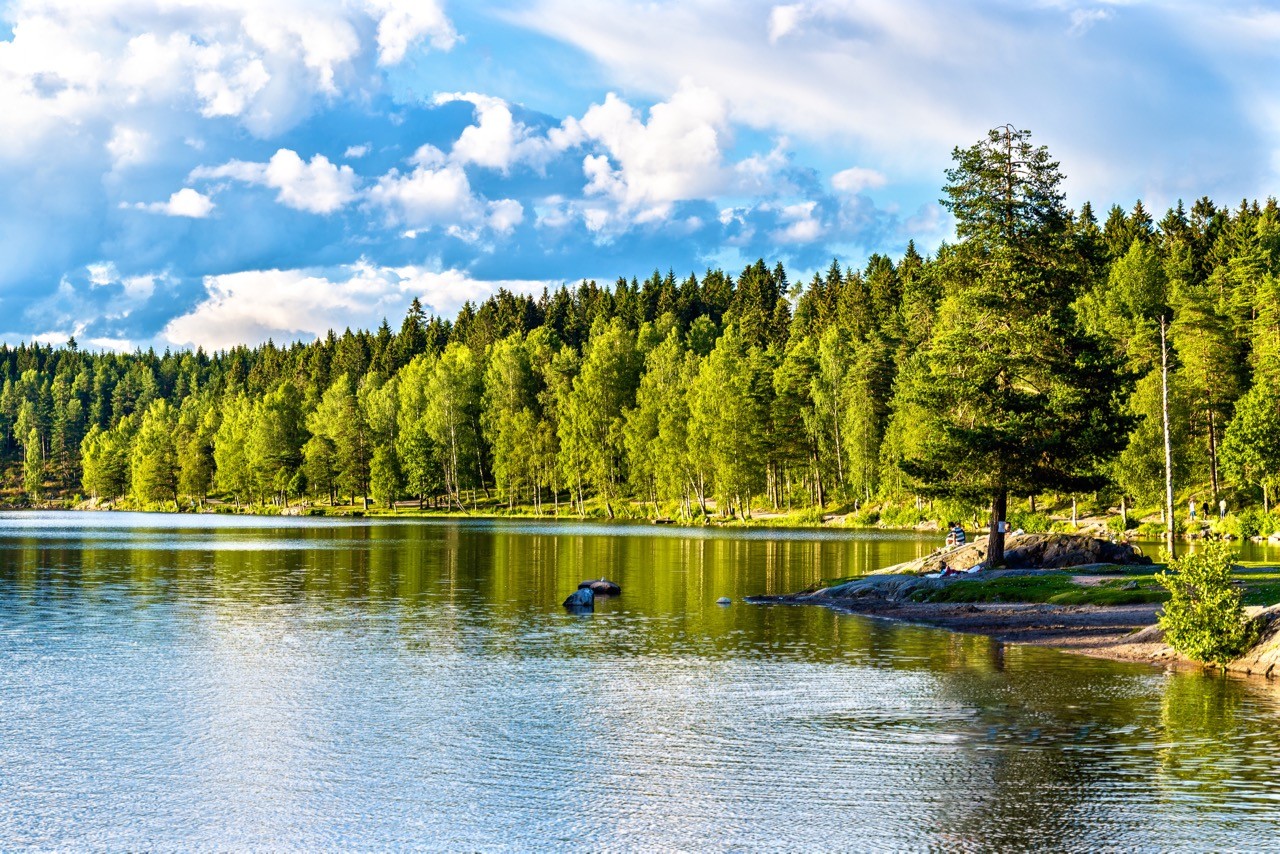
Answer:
(2, 511, 1280, 851)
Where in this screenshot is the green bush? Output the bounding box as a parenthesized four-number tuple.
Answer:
(1007, 510, 1052, 533)
(879, 504, 926, 528)
(848, 506, 880, 526)
(1157, 541, 1258, 667)
(1106, 514, 1137, 534)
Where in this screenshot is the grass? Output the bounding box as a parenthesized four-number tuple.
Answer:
(908, 572, 1168, 606)
(903, 564, 1280, 608)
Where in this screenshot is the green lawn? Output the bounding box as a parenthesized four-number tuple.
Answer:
(904, 565, 1280, 608)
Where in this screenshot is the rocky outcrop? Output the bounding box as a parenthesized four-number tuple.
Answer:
(1226, 605, 1280, 677)
(881, 532, 1151, 575)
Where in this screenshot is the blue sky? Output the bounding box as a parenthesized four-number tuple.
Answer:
(0, 0, 1277, 351)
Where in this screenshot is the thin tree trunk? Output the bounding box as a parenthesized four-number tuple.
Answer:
(1208, 408, 1219, 500)
(1161, 316, 1177, 559)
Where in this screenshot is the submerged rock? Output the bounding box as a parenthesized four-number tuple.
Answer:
(716, 597, 732, 605)
(563, 588, 595, 609)
(578, 578, 621, 596)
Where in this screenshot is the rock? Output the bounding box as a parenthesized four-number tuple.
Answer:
(880, 532, 1153, 576)
(578, 578, 621, 596)
(563, 588, 595, 609)
(716, 597, 732, 605)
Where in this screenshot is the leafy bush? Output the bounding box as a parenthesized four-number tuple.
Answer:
(879, 504, 927, 528)
(848, 506, 880, 526)
(1157, 541, 1258, 666)
(1007, 510, 1052, 532)
(790, 506, 826, 526)
(1106, 514, 1137, 534)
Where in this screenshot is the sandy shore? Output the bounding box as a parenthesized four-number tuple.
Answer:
(809, 597, 1180, 665)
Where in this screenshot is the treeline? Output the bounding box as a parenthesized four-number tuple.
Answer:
(8, 157, 1280, 520)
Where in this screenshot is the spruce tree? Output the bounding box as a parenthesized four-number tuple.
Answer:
(897, 126, 1131, 565)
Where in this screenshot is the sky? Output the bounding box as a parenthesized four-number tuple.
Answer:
(1, 0, 1278, 352)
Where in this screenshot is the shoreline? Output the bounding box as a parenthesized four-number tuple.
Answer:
(751, 590, 1280, 679)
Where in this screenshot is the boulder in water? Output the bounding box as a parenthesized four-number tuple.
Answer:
(578, 578, 621, 596)
(716, 597, 732, 605)
(563, 588, 595, 609)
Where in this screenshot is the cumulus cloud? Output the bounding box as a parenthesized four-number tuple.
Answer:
(128, 188, 216, 218)
(367, 162, 482, 231)
(767, 4, 806, 43)
(487, 198, 525, 233)
(192, 149, 360, 213)
(0, 0, 458, 158)
(163, 262, 548, 349)
(434, 92, 554, 171)
(365, 0, 458, 65)
(513, 0, 1279, 205)
(553, 82, 730, 226)
(832, 166, 888, 195)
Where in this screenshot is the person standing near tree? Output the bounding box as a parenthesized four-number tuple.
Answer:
(1219, 498, 1227, 519)
(1189, 497, 1197, 522)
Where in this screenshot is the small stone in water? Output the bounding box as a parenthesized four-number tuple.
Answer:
(716, 597, 732, 605)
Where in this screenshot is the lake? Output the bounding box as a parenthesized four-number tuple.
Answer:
(2, 511, 1279, 850)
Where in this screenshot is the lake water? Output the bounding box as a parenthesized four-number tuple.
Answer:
(2, 511, 1280, 850)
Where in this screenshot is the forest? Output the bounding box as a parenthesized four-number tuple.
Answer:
(4, 127, 1279, 537)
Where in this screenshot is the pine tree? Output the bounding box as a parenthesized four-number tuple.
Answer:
(897, 126, 1132, 565)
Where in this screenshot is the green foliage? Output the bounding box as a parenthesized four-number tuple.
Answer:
(6, 127, 1280, 529)
(1007, 511, 1053, 533)
(1157, 542, 1258, 666)
(895, 126, 1133, 551)
(1106, 514, 1137, 534)
(848, 506, 880, 526)
(878, 504, 926, 528)
(1211, 508, 1271, 541)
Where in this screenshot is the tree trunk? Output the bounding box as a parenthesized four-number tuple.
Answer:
(1120, 494, 1127, 529)
(988, 490, 1008, 568)
(1161, 316, 1176, 559)
(1208, 408, 1219, 499)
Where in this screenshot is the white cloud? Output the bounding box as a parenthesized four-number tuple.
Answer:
(433, 91, 554, 171)
(367, 162, 482, 231)
(127, 188, 216, 218)
(773, 200, 823, 243)
(487, 198, 525, 233)
(1068, 9, 1112, 37)
(365, 0, 458, 65)
(832, 166, 888, 194)
(106, 126, 153, 170)
(0, 0, 458, 160)
(192, 149, 359, 213)
(512, 0, 1280, 204)
(556, 82, 730, 224)
(262, 150, 360, 213)
(344, 143, 371, 158)
(768, 4, 806, 43)
(163, 262, 549, 349)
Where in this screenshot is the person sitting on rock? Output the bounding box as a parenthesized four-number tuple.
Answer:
(950, 523, 966, 547)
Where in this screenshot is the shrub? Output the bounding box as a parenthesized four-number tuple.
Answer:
(1007, 510, 1052, 532)
(1106, 514, 1137, 534)
(848, 506, 880, 526)
(1157, 541, 1258, 667)
(879, 504, 926, 528)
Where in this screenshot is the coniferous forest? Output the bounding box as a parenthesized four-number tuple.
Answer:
(5, 127, 1279, 536)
